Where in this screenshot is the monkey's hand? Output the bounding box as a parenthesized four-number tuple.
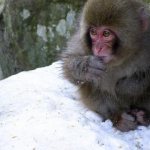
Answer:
(83, 56, 106, 78)
(63, 55, 106, 84)
(114, 112, 138, 132)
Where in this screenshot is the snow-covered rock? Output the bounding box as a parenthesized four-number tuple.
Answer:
(0, 61, 150, 150)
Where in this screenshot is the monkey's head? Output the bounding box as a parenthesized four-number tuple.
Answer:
(80, 0, 149, 66)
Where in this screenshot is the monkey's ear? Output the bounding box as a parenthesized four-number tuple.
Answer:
(139, 7, 149, 32)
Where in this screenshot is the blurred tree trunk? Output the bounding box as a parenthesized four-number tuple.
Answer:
(0, 0, 86, 79)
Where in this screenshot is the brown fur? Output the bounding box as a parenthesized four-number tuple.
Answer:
(61, 0, 150, 131)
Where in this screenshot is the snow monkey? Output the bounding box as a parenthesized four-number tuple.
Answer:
(62, 0, 150, 131)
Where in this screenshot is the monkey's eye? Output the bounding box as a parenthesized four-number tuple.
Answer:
(90, 28, 97, 35)
(103, 30, 111, 37)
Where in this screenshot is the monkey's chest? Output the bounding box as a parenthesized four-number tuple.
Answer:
(100, 71, 150, 99)
(115, 76, 150, 99)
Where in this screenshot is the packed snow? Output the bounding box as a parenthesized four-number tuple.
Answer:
(0, 61, 150, 150)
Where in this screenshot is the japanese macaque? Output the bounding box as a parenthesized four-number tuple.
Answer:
(61, 0, 150, 132)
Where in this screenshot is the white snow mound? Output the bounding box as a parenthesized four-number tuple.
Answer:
(0, 61, 150, 150)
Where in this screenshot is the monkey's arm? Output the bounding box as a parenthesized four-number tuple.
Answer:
(62, 54, 106, 85)
(61, 31, 107, 85)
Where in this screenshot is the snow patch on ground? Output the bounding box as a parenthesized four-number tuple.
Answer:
(0, 61, 150, 150)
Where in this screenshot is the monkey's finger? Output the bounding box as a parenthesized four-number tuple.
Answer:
(88, 57, 106, 70)
(115, 119, 137, 132)
(122, 112, 135, 121)
(88, 68, 104, 76)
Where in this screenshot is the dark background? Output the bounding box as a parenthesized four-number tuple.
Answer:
(0, 0, 86, 79)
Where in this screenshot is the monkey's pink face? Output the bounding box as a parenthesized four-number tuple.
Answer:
(89, 26, 117, 63)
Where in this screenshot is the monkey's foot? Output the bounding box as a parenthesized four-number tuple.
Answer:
(114, 112, 137, 132)
(130, 109, 150, 126)
(113, 109, 150, 132)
